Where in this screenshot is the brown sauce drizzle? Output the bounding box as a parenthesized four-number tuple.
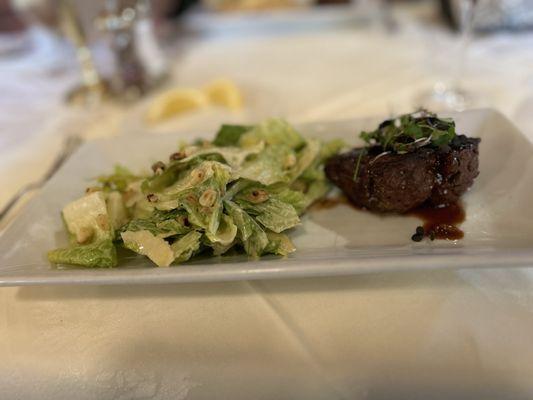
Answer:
(312, 196, 466, 241)
(409, 202, 465, 240)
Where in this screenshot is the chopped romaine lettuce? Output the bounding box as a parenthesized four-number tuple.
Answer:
(98, 165, 141, 192)
(264, 231, 296, 256)
(171, 231, 202, 263)
(120, 210, 190, 239)
(237, 145, 295, 185)
(213, 124, 253, 146)
(300, 138, 346, 181)
(155, 219, 190, 237)
(150, 161, 232, 235)
(319, 138, 346, 161)
(237, 197, 300, 233)
(156, 161, 231, 200)
(239, 119, 304, 149)
(302, 179, 331, 208)
(224, 200, 268, 257)
(206, 214, 237, 246)
(290, 139, 321, 181)
(48, 118, 340, 268)
(268, 185, 307, 215)
(47, 240, 117, 268)
(177, 142, 264, 169)
(120, 218, 161, 235)
(141, 161, 189, 194)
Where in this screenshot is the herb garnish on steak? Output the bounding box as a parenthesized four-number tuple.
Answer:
(325, 110, 480, 213)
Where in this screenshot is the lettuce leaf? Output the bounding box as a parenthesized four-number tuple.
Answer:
(300, 138, 345, 181)
(141, 161, 189, 194)
(181, 192, 222, 235)
(120, 210, 190, 238)
(98, 165, 142, 193)
(165, 162, 232, 235)
(47, 240, 117, 268)
(224, 200, 268, 257)
(171, 231, 202, 263)
(206, 214, 237, 246)
(269, 186, 307, 215)
(264, 231, 296, 256)
(209, 241, 235, 256)
(178, 142, 264, 169)
(237, 145, 294, 186)
(155, 219, 190, 237)
(289, 139, 321, 181)
(239, 118, 304, 149)
(319, 138, 346, 161)
(237, 197, 299, 233)
(303, 179, 331, 208)
(156, 161, 231, 199)
(213, 124, 253, 146)
(131, 197, 155, 219)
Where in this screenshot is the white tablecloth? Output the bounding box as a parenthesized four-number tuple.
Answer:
(1, 5, 533, 399)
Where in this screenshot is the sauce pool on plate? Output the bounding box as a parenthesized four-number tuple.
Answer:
(409, 202, 465, 241)
(312, 196, 466, 241)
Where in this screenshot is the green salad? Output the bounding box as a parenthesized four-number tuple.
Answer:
(47, 119, 344, 268)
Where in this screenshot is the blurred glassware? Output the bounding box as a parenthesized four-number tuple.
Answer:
(0, 1, 29, 56)
(9, 0, 76, 77)
(96, 0, 168, 101)
(11, 0, 111, 103)
(442, 0, 533, 31)
(415, 0, 479, 111)
(11, 0, 59, 30)
(58, 0, 111, 104)
(0, 28, 31, 57)
(12, 0, 167, 104)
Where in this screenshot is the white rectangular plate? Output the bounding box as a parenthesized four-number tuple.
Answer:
(1, 109, 533, 286)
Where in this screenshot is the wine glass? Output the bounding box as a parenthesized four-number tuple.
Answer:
(415, 0, 479, 111)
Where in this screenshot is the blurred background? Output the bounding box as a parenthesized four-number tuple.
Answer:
(0, 0, 532, 221)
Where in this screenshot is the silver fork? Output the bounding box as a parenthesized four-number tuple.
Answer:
(0, 135, 83, 223)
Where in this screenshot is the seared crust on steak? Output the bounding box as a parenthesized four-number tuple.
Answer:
(325, 135, 480, 213)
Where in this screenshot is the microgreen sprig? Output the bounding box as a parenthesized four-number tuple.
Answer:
(353, 110, 456, 181)
(360, 110, 456, 154)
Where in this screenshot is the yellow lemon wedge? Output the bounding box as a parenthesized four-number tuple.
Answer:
(203, 78, 243, 111)
(146, 88, 208, 124)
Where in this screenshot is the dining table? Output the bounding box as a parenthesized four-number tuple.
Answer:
(1, 2, 533, 399)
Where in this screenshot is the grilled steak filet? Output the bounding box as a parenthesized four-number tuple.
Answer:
(325, 135, 480, 213)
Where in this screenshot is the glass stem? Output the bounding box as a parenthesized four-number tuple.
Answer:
(450, 0, 476, 90)
(59, 0, 101, 89)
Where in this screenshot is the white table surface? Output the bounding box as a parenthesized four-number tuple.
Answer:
(1, 4, 533, 399)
